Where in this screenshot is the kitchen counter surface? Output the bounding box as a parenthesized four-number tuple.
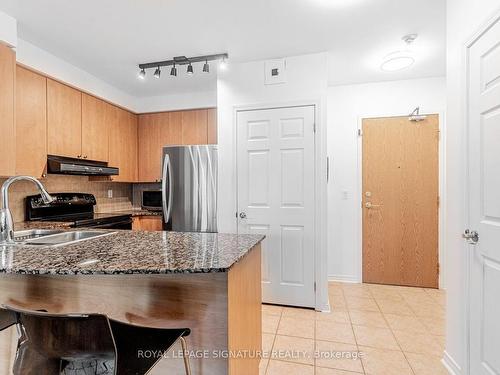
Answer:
(98, 209, 162, 217)
(14, 209, 162, 231)
(0, 230, 264, 276)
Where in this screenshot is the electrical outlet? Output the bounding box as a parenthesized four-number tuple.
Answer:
(107, 189, 113, 199)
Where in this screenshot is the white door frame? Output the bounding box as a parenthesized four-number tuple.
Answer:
(355, 111, 447, 289)
(233, 99, 329, 312)
(461, 8, 500, 375)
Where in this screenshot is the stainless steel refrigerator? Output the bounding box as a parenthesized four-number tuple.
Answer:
(161, 145, 218, 232)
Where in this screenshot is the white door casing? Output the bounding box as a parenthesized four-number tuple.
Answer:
(467, 13, 500, 375)
(237, 106, 315, 308)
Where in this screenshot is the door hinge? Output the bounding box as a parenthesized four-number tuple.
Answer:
(358, 129, 362, 136)
(437, 263, 440, 275)
(437, 196, 440, 208)
(313, 123, 316, 133)
(437, 130, 441, 141)
(314, 282, 317, 292)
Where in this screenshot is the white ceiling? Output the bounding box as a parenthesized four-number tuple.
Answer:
(0, 0, 446, 97)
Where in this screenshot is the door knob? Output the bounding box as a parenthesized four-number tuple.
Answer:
(365, 202, 382, 209)
(239, 212, 247, 219)
(463, 229, 479, 244)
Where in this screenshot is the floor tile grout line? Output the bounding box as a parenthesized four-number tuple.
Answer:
(342, 285, 367, 375)
(372, 286, 418, 375)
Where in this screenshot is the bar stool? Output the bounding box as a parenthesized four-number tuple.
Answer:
(0, 305, 191, 375)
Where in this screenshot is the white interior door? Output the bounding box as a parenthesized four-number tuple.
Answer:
(468, 14, 500, 375)
(237, 106, 315, 308)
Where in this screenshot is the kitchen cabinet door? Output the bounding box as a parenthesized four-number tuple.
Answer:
(138, 114, 163, 182)
(0, 43, 15, 177)
(82, 93, 109, 162)
(182, 109, 208, 145)
(15, 66, 47, 178)
(47, 79, 82, 158)
(207, 107, 217, 144)
(165, 111, 183, 145)
(132, 216, 163, 231)
(109, 107, 138, 182)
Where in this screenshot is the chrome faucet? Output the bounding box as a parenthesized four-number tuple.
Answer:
(0, 176, 54, 244)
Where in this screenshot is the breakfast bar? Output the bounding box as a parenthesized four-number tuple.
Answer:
(0, 230, 264, 375)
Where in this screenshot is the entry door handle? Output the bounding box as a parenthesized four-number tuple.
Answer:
(365, 202, 382, 209)
(239, 212, 247, 219)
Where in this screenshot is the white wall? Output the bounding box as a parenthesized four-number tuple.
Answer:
(0, 10, 16, 47)
(444, 2, 500, 375)
(134, 90, 217, 113)
(217, 52, 329, 310)
(326, 77, 446, 283)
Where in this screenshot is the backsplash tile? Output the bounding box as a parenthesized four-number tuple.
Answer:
(0, 175, 132, 223)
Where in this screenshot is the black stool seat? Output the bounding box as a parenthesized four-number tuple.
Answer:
(0, 306, 191, 375)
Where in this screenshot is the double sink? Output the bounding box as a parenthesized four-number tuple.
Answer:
(13, 229, 115, 247)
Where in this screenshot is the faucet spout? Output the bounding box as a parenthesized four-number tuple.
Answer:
(0, 176, 54, 244)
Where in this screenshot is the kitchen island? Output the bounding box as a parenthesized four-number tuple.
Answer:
(0, 230, 264, 375)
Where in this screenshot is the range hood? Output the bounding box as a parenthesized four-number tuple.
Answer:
(47, 155, 119, 176)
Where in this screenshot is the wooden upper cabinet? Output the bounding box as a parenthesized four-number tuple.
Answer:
(109, 107, 138, 182)
(15, 66, 47, 178)
(166, 111, 183, 145)
(82, 93, 109, 162)
(47, 79, 82, 158)
(207, 108, 217, 144)
(181, 109, 208, 145)
(0, 43, 16, 177)
(138, 114, 163, 182)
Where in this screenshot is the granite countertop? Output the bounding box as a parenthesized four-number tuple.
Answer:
(14, 209, 162, 230)
(0, 230, 264, 276)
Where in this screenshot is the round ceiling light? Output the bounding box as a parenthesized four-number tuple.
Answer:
(380, 51, 415, 72)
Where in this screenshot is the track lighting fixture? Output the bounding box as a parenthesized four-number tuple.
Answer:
(138, 68, 146, 80)
(138, 53, 227, 79)
(203, 60, 210, 73)
(153, 66, 161, 79)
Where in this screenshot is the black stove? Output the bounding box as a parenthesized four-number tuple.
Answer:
(25, 193, 132, 229)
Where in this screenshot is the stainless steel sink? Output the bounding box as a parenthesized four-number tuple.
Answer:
(14, 229, 65, 242)
(14, 230, 116, 247)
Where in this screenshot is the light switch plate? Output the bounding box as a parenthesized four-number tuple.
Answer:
(264, 59, 287, 85)
(107, 189, 113, 199)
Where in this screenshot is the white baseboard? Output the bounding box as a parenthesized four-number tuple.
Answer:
(328, 274, 360, 283)
(442, 351, 462, 375)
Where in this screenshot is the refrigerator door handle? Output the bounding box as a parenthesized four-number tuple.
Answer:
(162, 153, 173, 224)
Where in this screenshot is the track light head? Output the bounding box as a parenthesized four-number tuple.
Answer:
(187, 63, 194, 75)
(219, 57, 228, 70)
(138, 68, 146, 80)
(170, 64, 177, 77)
(203, 60, 210, 73)
(153, 66, 161, 79)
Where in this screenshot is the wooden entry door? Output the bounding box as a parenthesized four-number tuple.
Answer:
(362, 115, 439, 288)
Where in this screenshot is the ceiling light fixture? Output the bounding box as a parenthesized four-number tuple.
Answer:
(138, 53, 227, 79)
(380, 34, 418, 72)
(170, 63, 177, 77)
(153, 66, 161, 79)
(203, 60, 210, 73)
(381, 52, 415, 72)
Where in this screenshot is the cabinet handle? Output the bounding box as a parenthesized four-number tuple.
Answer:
(83, 155, 88, 159)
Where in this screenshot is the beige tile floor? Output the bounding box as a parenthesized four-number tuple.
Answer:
(260, 282, 447, 375)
